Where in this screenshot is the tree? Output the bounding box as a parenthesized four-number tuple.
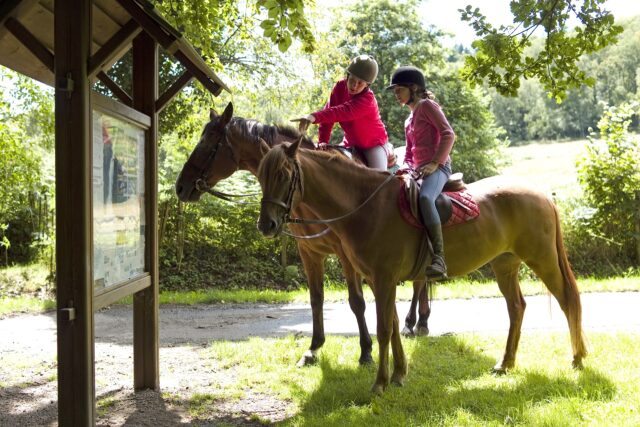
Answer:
(333, 0, 507, 180)
(488, 16, 640, 143)
(461, 0, 623, 101)
(576, 102, 640, 265)
(0, 86, 43, 264)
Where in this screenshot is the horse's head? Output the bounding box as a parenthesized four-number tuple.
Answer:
(175, 102, 238, 202)
(257, 137, 303, 237)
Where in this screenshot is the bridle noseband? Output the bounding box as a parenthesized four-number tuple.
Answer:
(193, 127, 237, 193)
(260, 159, 302, 226)
(259, 155, 396, 238)
(189, 127, 259, 203)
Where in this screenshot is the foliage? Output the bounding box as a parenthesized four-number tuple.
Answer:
(153, 0, 314, 66)
(489, 16, 640, 143)
(576, 102, 640, 265)
(324, 0, 507, 181)
(0, 90, 45, 265)
(461, 0, 624, 101)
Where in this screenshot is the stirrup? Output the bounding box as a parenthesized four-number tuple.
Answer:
(425, 256, 447, 281)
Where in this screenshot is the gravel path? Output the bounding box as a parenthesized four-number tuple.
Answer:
(1, 291, 639, 425)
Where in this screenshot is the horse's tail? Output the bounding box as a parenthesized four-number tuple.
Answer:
(553, 203, 588, 362)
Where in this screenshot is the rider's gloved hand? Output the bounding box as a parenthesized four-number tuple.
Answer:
(290, 115, 315, 133)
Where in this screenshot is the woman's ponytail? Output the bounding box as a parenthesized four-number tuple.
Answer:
(419, 88, 436, 101)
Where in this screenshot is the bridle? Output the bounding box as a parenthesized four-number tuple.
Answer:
(260, 156, 396, 238)
(191, 127, 259, 203)
(260, 159, 303, 225)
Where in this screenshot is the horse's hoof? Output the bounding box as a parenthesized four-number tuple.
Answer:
(415, 325, 429, 336)
(572, 358, 584, 370)
(371, 383, 385, 395)
(401, 326, 415, 337)
(491, 365, 509, 375)
(296, 350, 318, 368)
(359, 353, 374, 366)
(391, 374, 405, 387)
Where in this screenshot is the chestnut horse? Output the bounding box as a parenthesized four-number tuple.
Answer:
(175, 103, 431, 367)
(257, 139, 587, 394)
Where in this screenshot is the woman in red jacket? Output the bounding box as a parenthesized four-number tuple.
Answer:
(294, 55, 389, 170)
(387, 66, 455, 280)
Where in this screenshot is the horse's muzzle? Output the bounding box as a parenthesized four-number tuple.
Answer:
(257, 215, 281, 238)
(175, 181, 203, 203)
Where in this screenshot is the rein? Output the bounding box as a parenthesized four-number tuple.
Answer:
(261, 158, 397, 234)
(194, 128, 260, 204)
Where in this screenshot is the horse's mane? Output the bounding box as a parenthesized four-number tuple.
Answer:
(228, 117, 315, 148)
(258, 143, 382, 190)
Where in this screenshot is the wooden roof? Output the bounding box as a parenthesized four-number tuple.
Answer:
(0, 0, 230, 96)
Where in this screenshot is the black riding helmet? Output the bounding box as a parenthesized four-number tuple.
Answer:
(385, 66, 425, 90)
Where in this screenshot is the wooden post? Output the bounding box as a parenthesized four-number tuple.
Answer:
(55, 0, 95, 425)
(132, 31, 160, 390)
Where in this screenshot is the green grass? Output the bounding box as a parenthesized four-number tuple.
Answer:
(2, 275, 639, 316)
(0, 295, 55, 316)
(502, 139, 586, 200)
(189, 331, 640, 426)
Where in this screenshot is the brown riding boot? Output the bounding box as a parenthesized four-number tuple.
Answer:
(425, 223, 447, 281)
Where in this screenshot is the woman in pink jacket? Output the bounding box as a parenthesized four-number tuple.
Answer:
(387, 66, 455, 280)
(294, 55, 389, 170)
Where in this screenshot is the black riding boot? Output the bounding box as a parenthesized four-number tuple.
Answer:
(425, 223, 447, 281)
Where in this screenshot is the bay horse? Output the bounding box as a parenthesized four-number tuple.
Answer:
(256, 139, 587, 394)
(175, 102, 431, 367)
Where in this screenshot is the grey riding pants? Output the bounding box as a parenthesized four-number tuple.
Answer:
(419, 161, 452, 226)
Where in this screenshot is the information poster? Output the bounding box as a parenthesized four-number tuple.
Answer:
(92, 111, 146, 290)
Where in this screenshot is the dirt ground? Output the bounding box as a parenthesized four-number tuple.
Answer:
(1, 304, 298, 426)
(2, 292, 639, 426)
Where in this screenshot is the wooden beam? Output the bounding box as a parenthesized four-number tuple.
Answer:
(115, 0, 173, 48)
(173, 50, 223, 96)
(96, 71, 133, 107)
(88, 18, 141, 77)
(92, 91, 151, 129)
(132, 31, 159, 391)
(55, 0, 95, 425)
(0, 0, 38, 27)
(94, 274, 151, 311)
(4, 17, 54, 72)
(155, 70, 192, 112)
(0, 0, 21, 24)
(115, 0, 224, 96)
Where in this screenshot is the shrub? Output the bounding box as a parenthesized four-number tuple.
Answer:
(575, 102, 640, 268)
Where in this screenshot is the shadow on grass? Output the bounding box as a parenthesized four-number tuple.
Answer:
(288, 335, 616, 425)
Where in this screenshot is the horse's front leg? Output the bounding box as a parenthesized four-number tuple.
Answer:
(390, 304, 408, 386)
(336, 247, 373, 365)
(372, 280, 399, 395)
(296, 245, 326, 367)
(416, 280, 431, 336)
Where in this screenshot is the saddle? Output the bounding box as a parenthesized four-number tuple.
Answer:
(397, 171, 480, 229)
(331, 143, 398, 172)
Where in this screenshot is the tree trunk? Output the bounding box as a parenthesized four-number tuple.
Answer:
(280, 235, 288, 268)
(158, 200, 170, 247)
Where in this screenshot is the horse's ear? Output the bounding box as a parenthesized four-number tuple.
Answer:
(209, 108, 218, 121)
(284, 136, 302, 158)
(220, 102, 233, 126)
(257, 137, 270, 157)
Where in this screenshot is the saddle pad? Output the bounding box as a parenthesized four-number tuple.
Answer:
(396, 175, 480, 229)
(443, 190, 480, 227)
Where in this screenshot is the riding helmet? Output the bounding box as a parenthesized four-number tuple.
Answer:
(385, 66, 426, 90)
(346, 55, 379, 84)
